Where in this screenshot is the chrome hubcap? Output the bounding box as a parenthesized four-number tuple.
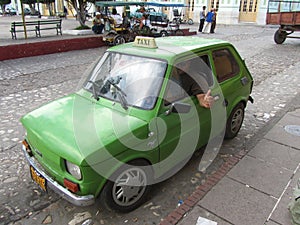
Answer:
(231, 108, 243, 133)
(112, 167, 147, 206)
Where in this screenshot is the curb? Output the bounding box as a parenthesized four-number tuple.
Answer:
(0, 36, 106, 61)
(159, 149, 248, 225)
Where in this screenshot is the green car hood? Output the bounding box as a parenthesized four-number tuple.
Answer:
(21, 93, 148, 166)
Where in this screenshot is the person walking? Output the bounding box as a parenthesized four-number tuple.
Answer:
(198, 6, 206, 32)
(202, 9, 214, 34)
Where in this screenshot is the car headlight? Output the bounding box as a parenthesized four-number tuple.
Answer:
(65, 160, 82, 180)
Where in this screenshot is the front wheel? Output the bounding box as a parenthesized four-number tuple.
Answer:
(100, 159, 152, 212)
(141, 26, 151, 36)
(160, 30, 168, 37)
(274, 29, 287, 44)
(225, 102, 245, 139)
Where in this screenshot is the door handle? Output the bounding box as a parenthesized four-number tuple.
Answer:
(213, 94, 220, 101)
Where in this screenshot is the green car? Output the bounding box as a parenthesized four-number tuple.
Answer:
(21, 36, 253, 212)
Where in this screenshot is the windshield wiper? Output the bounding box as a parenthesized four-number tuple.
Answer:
(107, 78, 128, 110)
(88, 80, 100, 101)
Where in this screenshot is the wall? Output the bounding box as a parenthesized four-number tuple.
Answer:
(0, 36, 105, 61)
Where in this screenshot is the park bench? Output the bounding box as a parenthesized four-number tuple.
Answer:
(10, 19, 62, 39)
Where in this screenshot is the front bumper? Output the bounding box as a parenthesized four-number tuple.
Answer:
(22, 144, 95, 207)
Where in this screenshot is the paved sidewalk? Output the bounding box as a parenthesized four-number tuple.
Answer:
(0, 15, 94, 45)
(161, 96, 300, 225)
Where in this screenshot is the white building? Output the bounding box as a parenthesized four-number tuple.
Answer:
(161, 0, 270, 25)
(11, 0, 300, 25)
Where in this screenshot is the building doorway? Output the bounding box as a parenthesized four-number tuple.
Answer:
(210, 0, 220, 11)
(239, 0, 259, 22)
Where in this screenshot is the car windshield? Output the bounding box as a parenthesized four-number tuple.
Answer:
(84, 52, 167, 110)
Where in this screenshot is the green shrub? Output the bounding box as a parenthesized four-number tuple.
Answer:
(75, 25, 91, 30)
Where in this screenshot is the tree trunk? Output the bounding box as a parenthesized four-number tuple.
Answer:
(66, 0, 87, 27)
(78, 1, 87, 26)
(29, 4, 38, 15)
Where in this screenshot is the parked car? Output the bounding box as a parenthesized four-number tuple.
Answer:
(24, 8, 31, 15)
(5, 6, 17, 15)
(21, 36, 253, 212)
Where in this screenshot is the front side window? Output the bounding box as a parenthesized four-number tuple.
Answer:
(164, 55, 213, 105)
(212, 48, 240, 83)
(84, 52, 167, 110)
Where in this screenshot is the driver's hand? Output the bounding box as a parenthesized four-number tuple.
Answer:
(197, 90, 214, 108)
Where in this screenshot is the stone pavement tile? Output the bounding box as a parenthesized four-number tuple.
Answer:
(177, 205, 232, 225)
(265, 113, 300, 150)
(227, 155, 293, 198)
(248, 138, 300, 170)
(289, 109, 300, 118)
(264, 220, 283, 225)
(199, 176, 276, 225)
(269, 169, 300, 225)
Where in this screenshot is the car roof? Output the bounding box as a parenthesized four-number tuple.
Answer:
(108, 36, 229, 61)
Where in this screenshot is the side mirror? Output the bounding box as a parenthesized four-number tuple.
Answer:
(165, 102, 191, 115)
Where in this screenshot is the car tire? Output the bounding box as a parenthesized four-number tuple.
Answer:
(225, 102, 245, 139)
(274, 29, 287, 44)
(172, 18, 179, 24)
(150, 28, 157, 34)
(175, 29, 184, 36)
(100, 159, 153, 212)
(160, 30, 168, 37)
(141, 26, 151, 35)
(113, 35, 126, 45)
(187, 19, 194, 25)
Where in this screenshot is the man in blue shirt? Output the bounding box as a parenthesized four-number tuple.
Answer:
(202, 9, 214, 33)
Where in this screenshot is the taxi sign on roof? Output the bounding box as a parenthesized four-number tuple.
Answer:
(133, 36, 158, 48)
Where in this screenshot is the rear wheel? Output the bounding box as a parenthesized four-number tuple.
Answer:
(100, 159, 152, 212)
(150, 28, 157, 34)
(187, 19, 194, 25)
(175, 29, 184, 36)
(274, 29, 287, 44)
(113, 35, 126, 45)
(225, 102, 245, 139)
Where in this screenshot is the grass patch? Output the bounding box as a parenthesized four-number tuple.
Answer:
(75, 25, 91, 30)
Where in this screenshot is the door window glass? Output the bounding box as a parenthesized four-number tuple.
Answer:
(164, 55, 213, 105)
(212, 48, 240, 83)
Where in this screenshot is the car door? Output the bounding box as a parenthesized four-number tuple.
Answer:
(155, 53, 225, 178)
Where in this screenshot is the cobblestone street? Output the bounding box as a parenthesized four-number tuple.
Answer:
(0, 24, 300, 225)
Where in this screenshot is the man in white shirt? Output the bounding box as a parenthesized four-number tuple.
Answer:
(198, 6, 206, 32)
(111, 8, 123, 26)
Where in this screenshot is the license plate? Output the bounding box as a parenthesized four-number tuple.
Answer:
(30, 166, 47, 191)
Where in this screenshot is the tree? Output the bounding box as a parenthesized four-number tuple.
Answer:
(65, 0, 96, 27)
(0, 0, 11, 13)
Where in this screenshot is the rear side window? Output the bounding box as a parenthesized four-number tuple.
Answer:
(212, 48, 240, 83)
